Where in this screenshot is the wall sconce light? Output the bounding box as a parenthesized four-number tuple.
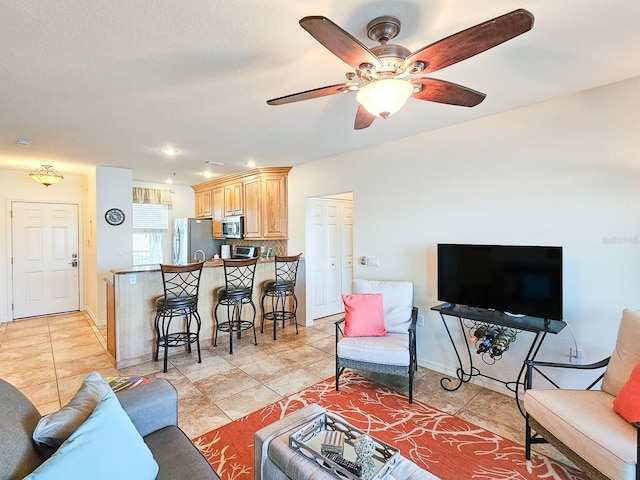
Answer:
(29, 165, 64, 187)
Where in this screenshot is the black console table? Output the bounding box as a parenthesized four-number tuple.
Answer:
(431, 303, 566, 416)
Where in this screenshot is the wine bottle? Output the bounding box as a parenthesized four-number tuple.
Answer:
(477, 328, 500, 354)
(469, 325, 487, 343)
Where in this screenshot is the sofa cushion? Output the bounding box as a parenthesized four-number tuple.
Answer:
(602, 309, 640, 396)
(32, 371, 111, 458)
(145, 425, 220, 480)
(0, 379, 43, 480)
(352, 279, 413, 333)
(342, 293, 387, 337)
(337, 333, 410, 366)
(613, 360, 640, 423)
(524, 389, 637, 480)
(24, 389, 158, 480)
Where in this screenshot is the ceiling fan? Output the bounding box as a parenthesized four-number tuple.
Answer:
(267, 9, 534, 130)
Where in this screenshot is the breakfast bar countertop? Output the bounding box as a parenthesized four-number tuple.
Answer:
(110, 257, 275, 275)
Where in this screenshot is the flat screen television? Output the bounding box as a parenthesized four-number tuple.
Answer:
(437, 244, 563, 320)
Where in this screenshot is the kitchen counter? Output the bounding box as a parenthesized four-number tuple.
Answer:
(109, 257, 275, 275)
(106, 257, 304, 368)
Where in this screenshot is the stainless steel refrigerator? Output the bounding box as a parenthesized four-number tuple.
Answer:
(172, 218, 214, 264)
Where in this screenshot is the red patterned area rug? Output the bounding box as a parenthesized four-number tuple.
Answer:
(192, 372, 587, 480)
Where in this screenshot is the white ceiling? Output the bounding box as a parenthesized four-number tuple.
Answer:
(2, 0, 640, 186)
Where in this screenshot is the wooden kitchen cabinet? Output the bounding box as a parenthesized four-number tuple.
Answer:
(193, 167, 291, 239)
(224, 182, 243, 216)
(261, 173, 288, 239)
(212, 187, 224, 238)
(194, 189, 212, 218)
(243, 176, 261, 239)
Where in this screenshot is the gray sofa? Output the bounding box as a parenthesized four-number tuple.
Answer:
(0, 378, 219, 480)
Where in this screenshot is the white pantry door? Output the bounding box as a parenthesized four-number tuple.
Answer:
(306, 197, 353, 320)
(12, 202, 80, 319)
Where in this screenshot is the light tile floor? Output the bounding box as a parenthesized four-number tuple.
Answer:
(0, 310, 570, 466)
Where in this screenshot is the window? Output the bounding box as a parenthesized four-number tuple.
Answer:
(132, 204, 169, 266)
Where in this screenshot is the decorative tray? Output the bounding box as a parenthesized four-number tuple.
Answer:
(288, 412, 399, 480)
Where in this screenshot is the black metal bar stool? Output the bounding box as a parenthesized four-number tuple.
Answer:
(260, 253, 301, 340)
(214, 258, 258, 354)
(154, 262, 204, 373)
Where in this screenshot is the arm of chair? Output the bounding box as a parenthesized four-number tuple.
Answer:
(526, 357, 610, 390)
(335, 317, 345, 340)
(409, 307, 418, 369)
(528, 357, 610, 370)
(116, 379, 178, 437)
(408, 307, 418, 333)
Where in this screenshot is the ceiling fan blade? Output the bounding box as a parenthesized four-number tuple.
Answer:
(354, 105, 376, 130)
(403, 9, 534, 74)
(267, 82, 358, 106)
(412, 78, 486, 107)
(299, 16, 382, 70)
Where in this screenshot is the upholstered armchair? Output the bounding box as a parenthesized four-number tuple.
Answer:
(335, 279, 418, 403)
(524, 308, 640, 480)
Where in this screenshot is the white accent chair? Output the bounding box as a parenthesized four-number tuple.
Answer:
(335, 279, 418, 403)
(524, 308, 640, 480)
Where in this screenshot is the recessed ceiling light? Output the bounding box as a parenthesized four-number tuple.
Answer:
(17, 138, 31, 146)
(166, 179, 173, 184)
(246, 160, 256, 168)
(159, 147, 179, 156)
(203, 172, 213, 178)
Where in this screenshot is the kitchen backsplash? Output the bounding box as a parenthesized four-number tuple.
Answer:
(225, 239, 288, 257)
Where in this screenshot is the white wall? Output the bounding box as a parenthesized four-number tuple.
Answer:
(132, 180, 195, 263)
(0, 169, 87, 322)
(0, 168, 197, 325)
(95, 166, 133, 325)
(288, 75, 640, 391)
(84, 167, 98, 323)
(93, 172, 197, 325)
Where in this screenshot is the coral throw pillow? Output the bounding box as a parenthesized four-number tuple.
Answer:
(342, 294, 387, 337)
(613, 360, 640, 423)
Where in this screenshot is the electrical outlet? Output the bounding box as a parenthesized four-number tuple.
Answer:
(569, 347, 584, 364)
(360, 256, 367, 265)
(129, 274, 137, 285)
(417, 314, 425, 327)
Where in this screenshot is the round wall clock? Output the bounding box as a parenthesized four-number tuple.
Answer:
(105, 208, 125, 226)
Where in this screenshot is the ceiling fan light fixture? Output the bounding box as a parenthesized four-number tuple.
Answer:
(29, 164, 64, 187)
(356, 79, 413, 119)
(159, 147, 179, 156)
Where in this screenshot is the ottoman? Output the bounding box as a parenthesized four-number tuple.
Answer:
(254, 405, 439, 480)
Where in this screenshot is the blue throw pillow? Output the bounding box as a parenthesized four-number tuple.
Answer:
(25, 389, 158, 480)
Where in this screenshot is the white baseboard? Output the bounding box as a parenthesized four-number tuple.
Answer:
(418, 359, 518, 397)
(85, 307, 104, 327)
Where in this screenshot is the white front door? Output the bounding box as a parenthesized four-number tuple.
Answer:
(12, 202, 80, 319)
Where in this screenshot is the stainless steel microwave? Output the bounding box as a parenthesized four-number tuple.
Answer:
(221, 215, 244, 239)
